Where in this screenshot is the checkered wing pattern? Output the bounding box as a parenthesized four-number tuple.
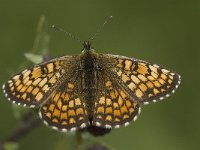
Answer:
(39, 81, 89, 131)
(109, 55, 181, 105)
(2, 56, 72, 108)
(92, 76, 141, 129)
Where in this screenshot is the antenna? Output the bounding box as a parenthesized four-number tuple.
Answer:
(52, 25, 83, 44)
(89, 15, 113, 41)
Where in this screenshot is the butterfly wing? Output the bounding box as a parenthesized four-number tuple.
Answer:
(92, 75, 141, 129)
(2, 56, 74, 108)
(39, 76, 89, 131)
(105, 54, 181, 105)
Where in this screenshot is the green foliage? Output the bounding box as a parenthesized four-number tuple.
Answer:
(4, 142, 19, 150)
(24, 53, 43, 64)
(30, 15, 50, 55)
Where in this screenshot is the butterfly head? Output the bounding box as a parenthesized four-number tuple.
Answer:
(83, 41, 92, 51)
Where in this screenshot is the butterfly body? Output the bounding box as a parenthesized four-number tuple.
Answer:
(2, 42, 181, 132)
(79, 48, 100, 121)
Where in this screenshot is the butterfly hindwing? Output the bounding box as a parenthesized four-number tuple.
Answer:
(39, 79, 90, 131)
(92, 75, 141, 128)
(107, 55, 181, 105)
(2, 56, 73, 108)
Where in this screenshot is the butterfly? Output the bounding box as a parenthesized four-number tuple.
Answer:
(2, 41, 181, 132)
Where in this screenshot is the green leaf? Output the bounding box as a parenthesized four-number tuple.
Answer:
(16, 14, 50, 71)
(4, 142, 19, 150)
(31, 15, 50, 55)
(24, 53, 43, 64)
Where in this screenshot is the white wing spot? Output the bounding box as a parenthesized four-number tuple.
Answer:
(30, 105, 35, 108)
(80, 123, 87, 128)
(105, 125, 112, 129)
(115, 125, 120, 128)
(2, 84, 5, 90)
(166, 94, 170, 97)
(124, 122, 129, 126)
(70, 127, 76, 131)
(61, 128, 67, 132)
(138, 107, 141, 114)
(143, 102, 149, 105)
(38, 111, 42, 118)
(153, 99, 157, 102)
(95, 122, 101, 127)
(159, 97, 164, 100)
(43, 120, 48, 126)
(133, 116, 138, 122)
(52, 126, 58, 130)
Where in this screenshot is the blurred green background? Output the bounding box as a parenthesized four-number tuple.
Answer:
(0, 0, 199, 150)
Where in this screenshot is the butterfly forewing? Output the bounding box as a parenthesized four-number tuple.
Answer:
(2, 56, 73, 108)
(107, 54, 181, 105)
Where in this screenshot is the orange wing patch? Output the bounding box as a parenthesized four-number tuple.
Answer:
(39, 82, 89, 132)
(2, 58, 67, 108)
(93, 79, 141, 128)
(113, 57, 181, 104)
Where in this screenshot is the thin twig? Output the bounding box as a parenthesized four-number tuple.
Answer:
(2, 111, 41, 143)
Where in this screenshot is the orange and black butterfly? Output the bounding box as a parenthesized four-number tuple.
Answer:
(2, 40, 181, 132)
